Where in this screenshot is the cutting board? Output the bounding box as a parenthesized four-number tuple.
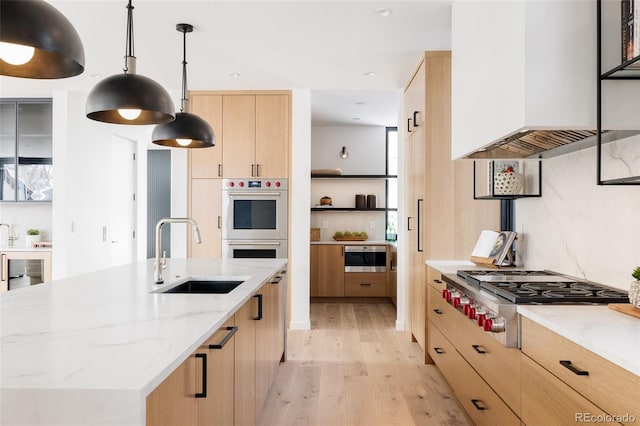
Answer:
(608, 303, 640, 319)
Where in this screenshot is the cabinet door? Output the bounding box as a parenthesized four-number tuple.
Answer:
(270, 269, 286, 382)
(235, 294, 257, 426)
(223, 95, 256, 178)
(188, 179, 221, 258)
(255, 284, 271, 416)
(310, 245, 344, 297)
(146, 355, 197, 426)
(198, 318, 236, 426)
(255, 95, 289, 178)
(190, 94, 223, 178)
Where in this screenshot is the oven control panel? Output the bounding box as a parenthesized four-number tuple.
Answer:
(442, 286, 506, 333)
(224, 179, 288, 190)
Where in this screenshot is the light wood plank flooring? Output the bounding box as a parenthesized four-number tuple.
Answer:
(258, 302, 472, 426)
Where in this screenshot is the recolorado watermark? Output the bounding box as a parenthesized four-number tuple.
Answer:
(576, 413, 637, 423)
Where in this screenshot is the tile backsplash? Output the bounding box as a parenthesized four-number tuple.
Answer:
(516, 140, 640, 291)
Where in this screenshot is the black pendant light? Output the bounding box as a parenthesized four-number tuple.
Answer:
(0, 0, 84, 79)
(86, 0, 175, 125)
(152, 24, 214, 148)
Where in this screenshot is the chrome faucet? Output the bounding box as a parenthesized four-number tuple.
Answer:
(0, 223, 13, 247)
(155, 217, 202, 284)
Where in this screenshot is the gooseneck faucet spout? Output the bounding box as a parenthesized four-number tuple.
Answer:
(154, 217, 201, 284)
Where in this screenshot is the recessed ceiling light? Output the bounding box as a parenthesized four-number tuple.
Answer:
(352, 117, 361, 121)
(228, 72, 240, 77)
(364, 72, 376, 77)
(355, 101, 366, 105)
(376, 8, 392, 17)
(90, 73, 102, 79)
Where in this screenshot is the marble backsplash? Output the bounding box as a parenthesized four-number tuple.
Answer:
(516, 137, 640, 291)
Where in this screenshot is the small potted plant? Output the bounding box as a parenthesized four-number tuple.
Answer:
(25, 229, 41, 247)
(630, 266, 640, 308)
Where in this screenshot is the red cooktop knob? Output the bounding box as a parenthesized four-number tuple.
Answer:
(239, 182, 245, 187)
(463, 304, 470, 316)
(265, 181, 271, 187)
(275, 181, 281, 187)
(477, 313, 486, 327)
(228, 181, 234, 187)
(442, 289, 449, 300)
(452, 297, 461, 308)
(467, 307, 476, 319)
(483, 319, 493, 332)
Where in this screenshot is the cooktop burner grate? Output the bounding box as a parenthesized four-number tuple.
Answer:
(479, 280, 629, 304)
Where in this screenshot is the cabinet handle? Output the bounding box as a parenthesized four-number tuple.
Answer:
(217, 164, 222, 177)
(559, 360, 589, 376)
(434, 347, 444, 354)
(217, 216, 222, 229)
(195, 353, 207, 398)
(472, 345, 486, 354)
(413, 111, 419, 127)
(433, 309, 443, 315)
(471, 399, 486, 411)
(360, 282, 372, 287)
(407, 117, 412, 133)
(342, 246, 345, 257)
(1, 253, 6, 282)
(256, 164, 261, 177)
(407, 216, 413, 231)
(208, 326, 238, 350)
(253, 293, 263, 320)
(251, 164, 255, 177)
(280, 269, 287, 275)
(417, 198, 423, 252)
(434, 279, 443, 284)
(270, 275, 283, 284)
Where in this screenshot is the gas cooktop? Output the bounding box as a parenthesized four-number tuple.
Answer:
(456, 269, 629, 304)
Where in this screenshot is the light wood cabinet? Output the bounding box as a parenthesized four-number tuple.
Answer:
(198, 318, 236, 426)
(255, 283, 271, 416)
(234, 294, 257, 426)
(188, 179, 222, 259)
(310, 244, 344, 297)
(403, 52, 500, 365)
(269, 268, 287, 383)
(521, 354, 618, 426)
(222, 94, 290, 179)
(146, 354, 198, 426)
(344, 272, 386, 297)
(189, 94, 223, 178)
(521, 317, 640, 425)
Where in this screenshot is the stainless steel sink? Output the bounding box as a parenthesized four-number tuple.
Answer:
(158, 279, 244, 294)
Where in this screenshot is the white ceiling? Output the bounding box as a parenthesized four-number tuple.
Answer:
(0, 0, 452, 127)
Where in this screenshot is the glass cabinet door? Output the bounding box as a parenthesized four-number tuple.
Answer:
(0, 100, 52, 202)
(0, 102, 17, 201)
(17, 101, 53, 201)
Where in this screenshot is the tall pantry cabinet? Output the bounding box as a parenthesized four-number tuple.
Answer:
(187, 91, 291, 258)
(403, 52, 500, 362)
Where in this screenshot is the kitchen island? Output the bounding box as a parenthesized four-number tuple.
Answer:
(0, 257, 287, 426)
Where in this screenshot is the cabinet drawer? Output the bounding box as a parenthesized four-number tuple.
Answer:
(428, 285, 468, 337)
(426, 266, 445, 291)
(521, 317, 640, 425)
(428, 322, 519, 426)
(344, 272, 386, 297)
(522, 354, 618, 426)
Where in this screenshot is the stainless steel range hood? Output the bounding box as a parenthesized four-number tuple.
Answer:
(463, 129, 640, 159)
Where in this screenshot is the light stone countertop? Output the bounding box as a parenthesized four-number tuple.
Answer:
(426, 260, 639, 377)
(0, 245, 52, 252)
(311, 240, 391, 245)
(0, 257, 287, 426)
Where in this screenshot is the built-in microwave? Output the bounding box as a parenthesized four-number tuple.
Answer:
(222, 179, 288, 241)
(344, 245, 387, 272)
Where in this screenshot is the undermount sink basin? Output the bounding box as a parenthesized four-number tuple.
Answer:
(159, 279, 244, 294)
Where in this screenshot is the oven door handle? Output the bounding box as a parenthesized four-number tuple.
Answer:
(226, 241, 281, 246)
(226, 192, 281, 197)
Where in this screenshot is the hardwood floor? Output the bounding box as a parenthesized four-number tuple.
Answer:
(258, 302, 472, 426)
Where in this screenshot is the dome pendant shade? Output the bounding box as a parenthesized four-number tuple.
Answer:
(86, 73, 176, 125)
(152, 112, 215, 148)
(0, 0, 85, 79)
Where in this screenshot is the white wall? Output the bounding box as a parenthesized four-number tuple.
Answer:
(290, 90, 312, 330)
(0, 204, 52, 245)
(516, 138, 640, 291)
(311, 126, 386, 174)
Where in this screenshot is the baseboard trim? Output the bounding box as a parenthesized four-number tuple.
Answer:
(395, 320, 405, 331)
(289, 320, 311, 330)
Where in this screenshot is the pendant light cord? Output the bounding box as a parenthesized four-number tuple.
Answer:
(123, 0, 135, 73)
(180, 27, 188, 113)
